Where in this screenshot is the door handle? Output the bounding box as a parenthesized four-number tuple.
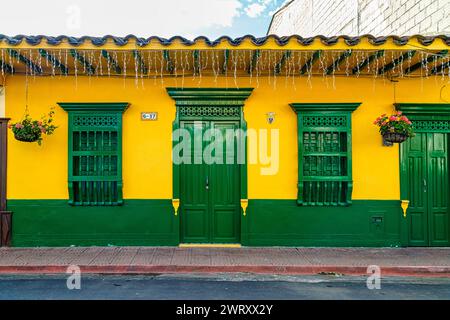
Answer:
(205, 176, 209, 190)
(423, 179, 427, 193)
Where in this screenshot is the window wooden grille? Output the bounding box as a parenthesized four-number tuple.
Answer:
(179, 106, 241, 118)
(290, 104, 360, 206)
(412, 119, 450, 132)
(58, 103, 129, 206)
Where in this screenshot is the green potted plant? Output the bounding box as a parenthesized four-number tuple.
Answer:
(373, 111, 414, 143)
(8, 108, 57, 146)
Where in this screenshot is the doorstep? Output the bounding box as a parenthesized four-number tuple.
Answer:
(178, 244, 242, 248)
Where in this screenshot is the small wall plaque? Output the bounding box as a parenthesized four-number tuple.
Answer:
(141, 112, 158, 121)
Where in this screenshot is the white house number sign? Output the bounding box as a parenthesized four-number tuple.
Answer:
(141, 112, 158, 121)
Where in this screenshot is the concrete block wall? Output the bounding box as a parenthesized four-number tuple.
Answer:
(269, 0, 449, 36)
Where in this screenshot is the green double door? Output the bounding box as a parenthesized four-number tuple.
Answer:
(179, 120, 241, 244)
(402, 132, 450, 246)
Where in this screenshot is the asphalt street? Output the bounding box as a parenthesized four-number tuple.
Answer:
(0, 273, 449, 300)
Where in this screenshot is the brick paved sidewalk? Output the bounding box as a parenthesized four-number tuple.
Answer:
(1, 247, 449, 276)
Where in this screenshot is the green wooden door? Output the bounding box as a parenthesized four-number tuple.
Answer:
(403, 132, 449, 246)
(179, 120, 240, 244)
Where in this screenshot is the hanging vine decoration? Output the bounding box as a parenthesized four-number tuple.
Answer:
(0, 48, 448, 90)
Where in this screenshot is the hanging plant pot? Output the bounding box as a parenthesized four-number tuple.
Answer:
(374, 111, 414, 145)
(8, 79, 58, 146)
(13, 131, 42, 143)
(8, 109, 58, 146)
(382, 132, 408, 143)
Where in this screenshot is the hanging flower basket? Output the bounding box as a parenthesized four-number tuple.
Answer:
(382, 132, 408, 143)
(13, 130, 42, 143)
(8, 109, 57, 146)
(374, 111, 414, 144)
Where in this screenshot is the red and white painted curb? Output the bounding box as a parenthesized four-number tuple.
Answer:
(0, 265, 449, 277)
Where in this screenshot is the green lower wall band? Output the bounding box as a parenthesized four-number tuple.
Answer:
(9, 200, 179, 247)
(8, 199, 402, 247)
(244, 200, 402, 247)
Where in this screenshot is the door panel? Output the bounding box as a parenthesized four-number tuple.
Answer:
(210, 121, 240, 243)
(405, 133, 428, 246)
(180, 121, 209, 243)
(403, 132, 450, 246)
(410, 212, 426, 243)
(179, 120, 240, 244)
(427, 133, 449, 246)
(214, 209, 238, 238)
(184, 209, 208, 239)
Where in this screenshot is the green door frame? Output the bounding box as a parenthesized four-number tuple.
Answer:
(396, 103, 450, 247)
(167, 88, 253, 244)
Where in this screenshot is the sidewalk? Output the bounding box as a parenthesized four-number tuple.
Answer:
(1, 247, 450, 277)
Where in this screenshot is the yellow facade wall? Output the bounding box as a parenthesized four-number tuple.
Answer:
(4, 75, 448, 200)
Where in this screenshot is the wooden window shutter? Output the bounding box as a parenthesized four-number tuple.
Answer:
(58, 103, 129, 206)
(290, 103, 360, 206)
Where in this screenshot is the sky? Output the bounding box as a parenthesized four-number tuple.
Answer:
(0, 0, 289, 39)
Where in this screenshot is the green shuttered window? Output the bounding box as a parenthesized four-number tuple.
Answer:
(291, 103, 360, 206)
(58, 103, 129, 206)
